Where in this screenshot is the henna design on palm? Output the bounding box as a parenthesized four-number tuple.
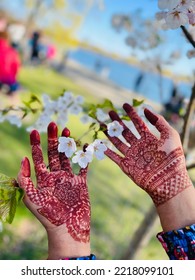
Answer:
(103, 103, 193, 206)
(18, 123, 90, 243)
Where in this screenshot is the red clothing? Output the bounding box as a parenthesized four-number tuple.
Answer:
(0, 39, 20, 85)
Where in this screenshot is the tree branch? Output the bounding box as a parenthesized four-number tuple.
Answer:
(180, 25, 195, 48)
(180, 83, 195, 151)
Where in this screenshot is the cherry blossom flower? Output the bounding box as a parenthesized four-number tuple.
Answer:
(158, 0, 180, 10)
(69, 104, 83, 115)
(96, 108, 109, 122)
(157, 0, 195, 29)
(80, 114, 95, 124)
(5, 115, 22, 127)
(61, 91, 74, 106)
(166, 8, 189, 29)
(58, 137, 77, 158)
(72, 150, 93, 168)
(107, 120, 124, 137)
(74, 95, 84, 105)
(42, 94, 56, 115)
(87, 139, 107, 160)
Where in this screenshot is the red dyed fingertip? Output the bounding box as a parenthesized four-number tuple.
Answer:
(109, 110, 120, 121)
(144, 108, 158, 125)
(21, 157, 31, 177)
(30, 130, 40, 145)
(62, 127, 70, 137)
(48, 122, 58, 139)
(123, 103, 133, 113)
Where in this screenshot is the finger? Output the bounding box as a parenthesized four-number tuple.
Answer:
(104, 147, 123, 166)
(109, 110, 138, 145)
(100, 123, 129, 155)
(47, 122, 61, 171)
(123, 103, 150, 135)
(144, 108, 170, 143)
(30, 130, 48, 183)
(18, 157, 47, 207)
(59, 127, 73, 176)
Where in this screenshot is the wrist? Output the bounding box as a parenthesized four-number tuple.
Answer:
(46, 226, 91, 260)
(157, 184, 195, 232)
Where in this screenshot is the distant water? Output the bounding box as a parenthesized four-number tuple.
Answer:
(69, 48, 193, 105)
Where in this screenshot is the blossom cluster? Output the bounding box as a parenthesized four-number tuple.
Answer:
(0, 89, 155, 168)
(57, 100, 156, 168)
(156, 0, 195, 29)
(58, 137, 108, 168)
(27, 91, 86, 132)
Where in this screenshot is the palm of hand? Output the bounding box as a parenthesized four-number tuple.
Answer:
(18, 123, 90, 243)
(29, 170, 90, 243)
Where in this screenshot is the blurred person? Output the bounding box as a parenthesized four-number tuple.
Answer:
(0, 30, 21, 96)
(29, 31, 42, 64)
(17, 106, 195, 260)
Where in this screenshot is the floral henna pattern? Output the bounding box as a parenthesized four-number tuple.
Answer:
(105, 104, 192, 207)
(36, 172, 90, 242)
(19, 123, 90, 243)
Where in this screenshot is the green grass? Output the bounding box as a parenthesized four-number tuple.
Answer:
(0, 65, 168, 260)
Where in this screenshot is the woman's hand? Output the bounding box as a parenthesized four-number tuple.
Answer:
(17, 122, 91, 259)
(102, 103, 193, 207)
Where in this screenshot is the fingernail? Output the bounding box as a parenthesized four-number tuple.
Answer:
(109, 110, 120, 121)
(48, 122, 58, 139)
(62, 127, 70, 137)
(30, 130, 40, 145)
(123, 103, 132, 113)
(21, 157, 30, 177)
(144, 108, 158, 125)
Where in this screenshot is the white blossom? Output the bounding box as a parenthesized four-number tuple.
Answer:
(166, 8, 189, 29)
(72, 150, 93, 168)
(107, 120, 124, 137)
(61, 91, 74, 106)
(157, 0, 195, 29)
(87, 139, 107, 160)
(80, 114, 95, 124)
(29, 113, 52, 133)
(56, 111, 68, 127)
(96, 108, 109, 122)
(58, 137, 77, 158)
(69, 104, 83, 115)
(158, 0, 180, 10)
(42, 94, 57, 114)
(74, 95, 85, 105)
(5, 115, 22, 127)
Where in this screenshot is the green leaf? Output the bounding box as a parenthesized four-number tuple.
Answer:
(97, 99, 115, 110)
(0, 173, 24, 224)
(132, 99, 144, 107)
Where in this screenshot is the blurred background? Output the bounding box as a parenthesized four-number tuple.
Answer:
(0, 0, 195, 260)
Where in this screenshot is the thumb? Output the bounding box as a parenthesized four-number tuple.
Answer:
(17, 157, 31, 188)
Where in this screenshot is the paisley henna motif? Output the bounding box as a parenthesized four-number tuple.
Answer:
(18, 123, 90, 243)
(104, 104, 192, 207)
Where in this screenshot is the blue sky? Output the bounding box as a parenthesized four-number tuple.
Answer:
(1, 0, 194, 77)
